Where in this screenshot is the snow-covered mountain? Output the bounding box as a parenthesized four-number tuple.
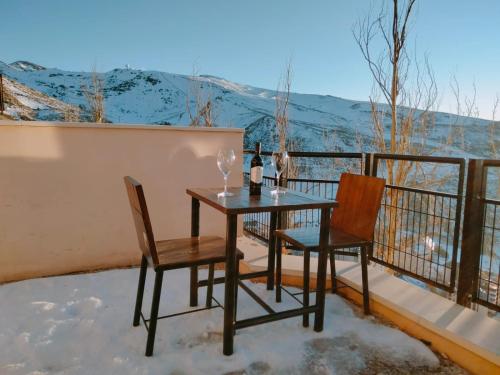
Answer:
(0, 60, 496, 158)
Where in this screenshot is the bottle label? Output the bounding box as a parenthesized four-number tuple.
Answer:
(250, 166, 263, 183)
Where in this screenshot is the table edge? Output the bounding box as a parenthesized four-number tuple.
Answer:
(186, 188, 338, 215)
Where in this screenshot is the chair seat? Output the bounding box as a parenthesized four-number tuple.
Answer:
(275, 227, 371, 251)
(154, 236, 243, 270)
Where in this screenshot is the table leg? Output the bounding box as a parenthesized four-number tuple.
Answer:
(266, 211, 278, 290)
(314, 207, 331, 332)
(223, 214, 238, 355)
(275, 212, 283, 302)
(190, 197, 200, 307)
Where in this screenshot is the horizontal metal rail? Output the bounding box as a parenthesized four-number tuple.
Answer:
(483, 159, 500, 167)
(238, 281, 275, 314)
(235, 306, 318, 330)
(280, 285, 306, 306)
(384, 183, 461, 199)
(287, 177, 340, 183)
(244, 149, 363, 159)
(139, 297, 223, 332)
(197, 270, 271, 287)
(484, 198, 500, 205)
(372, 153, 465, 165)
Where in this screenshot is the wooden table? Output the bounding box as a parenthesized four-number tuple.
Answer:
(186, 185, 338, 355)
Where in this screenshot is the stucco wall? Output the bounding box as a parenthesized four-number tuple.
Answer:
(0, 121, 244, 282)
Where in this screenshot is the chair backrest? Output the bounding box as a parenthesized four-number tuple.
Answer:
(331, 173, 386, 241)
(124, 176, 159, 265)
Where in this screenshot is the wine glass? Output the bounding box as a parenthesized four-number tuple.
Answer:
(271, 151, 289, 195)
(217, 149, 236, 197)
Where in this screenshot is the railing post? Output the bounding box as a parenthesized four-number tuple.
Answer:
(448, 159, 466, 291)
(456, 159, 486, 307)
(0, 74, 5, 115)
(364, 153, 374, 176)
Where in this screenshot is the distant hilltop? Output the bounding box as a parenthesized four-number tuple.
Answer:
(8, 60, 46, 72)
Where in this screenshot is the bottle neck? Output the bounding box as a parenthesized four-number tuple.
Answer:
(255, 143, 261, 156)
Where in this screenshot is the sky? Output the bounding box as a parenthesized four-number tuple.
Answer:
(1, 0, 499, 119)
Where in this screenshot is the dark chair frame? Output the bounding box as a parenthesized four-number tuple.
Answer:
(274, 173, 385, 322)
(124, 176, 243, 356)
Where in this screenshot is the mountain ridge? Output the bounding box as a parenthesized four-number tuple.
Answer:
(0, 60, 496, 158)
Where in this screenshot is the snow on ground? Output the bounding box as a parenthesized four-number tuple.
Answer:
(0, 268, 441, 375)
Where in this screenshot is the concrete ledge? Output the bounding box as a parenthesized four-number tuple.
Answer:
(0, 120, 244, 133)
(237, 236, 500, 375)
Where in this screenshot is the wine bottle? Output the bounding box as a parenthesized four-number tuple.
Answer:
(249, 142, 263, 196)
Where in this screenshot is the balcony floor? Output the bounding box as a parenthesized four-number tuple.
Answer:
(0, 268, 467, 374)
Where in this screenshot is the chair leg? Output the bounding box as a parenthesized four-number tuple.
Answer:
(360, 246, 370, 315)
(330, 250, 337, 294)
(303, 249, 310, 327)
(133, 255, 148, 327)
(145, 270, 164, 357)
(206, 263, 215, 308)
(276, 236, 282, 303)
(234, 260, 240, 336)
(367, 243, 374, 265)
(190, 266, 198, 307)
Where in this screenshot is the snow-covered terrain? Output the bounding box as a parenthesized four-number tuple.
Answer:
(0, 268, 452, 375)
(0, 75, 79, 121)
(0, 60, 496, 158)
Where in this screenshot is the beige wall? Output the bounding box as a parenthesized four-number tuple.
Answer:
(0, 121, 244, 283)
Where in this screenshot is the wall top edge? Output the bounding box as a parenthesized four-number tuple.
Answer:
(0, 120, 244, 133)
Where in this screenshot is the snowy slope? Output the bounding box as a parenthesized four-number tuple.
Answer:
(0, 60, 496, 158)
(0, 74, 80, 121)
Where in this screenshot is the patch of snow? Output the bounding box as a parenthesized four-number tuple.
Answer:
(9, 61, 46, 72)
(0, 268, 440, 374)
(3, 107, 19, 119)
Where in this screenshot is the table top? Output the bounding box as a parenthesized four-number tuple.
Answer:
(186, 186, 338, 215)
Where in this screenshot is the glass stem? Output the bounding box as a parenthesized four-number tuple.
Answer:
(224, 175, 228, 194)
(276, 172, 281, 192)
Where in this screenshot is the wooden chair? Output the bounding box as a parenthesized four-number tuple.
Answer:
(124, 176, 244, 356)
(274, 173, 385, 322)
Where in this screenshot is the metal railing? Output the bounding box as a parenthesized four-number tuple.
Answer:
(243, 151, 363, 243)
(458, 159, 500, 311)
(243, 150, 499, 312)
(243, 174, 276, 241)
(369, 154, 465, 292)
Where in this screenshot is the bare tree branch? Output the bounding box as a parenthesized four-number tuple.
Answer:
(81, 67, 105, 123)
(275, 60, 293, 152)
(186, 66, 217, 127)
